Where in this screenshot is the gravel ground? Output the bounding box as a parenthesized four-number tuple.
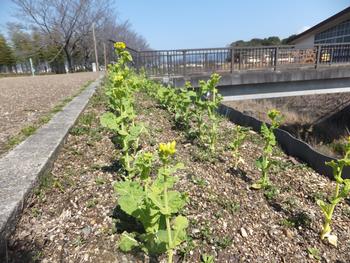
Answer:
(6, 89, 350, 262)
(0, 72, 99, 156)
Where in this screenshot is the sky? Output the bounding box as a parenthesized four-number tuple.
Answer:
(0, 0, 349, 49)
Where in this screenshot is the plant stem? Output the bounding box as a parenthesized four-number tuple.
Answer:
(233, 150, 238, 169)
(321, 182, 340, 239)
(163, 169, 173, 263)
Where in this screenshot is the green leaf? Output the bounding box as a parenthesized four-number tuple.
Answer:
(316, 199, 331, 216)
(119, 232, 139, 251)
(157, 163, 184, 178)
(114, 181, 145, 215)
(100, 112, 119, 131)
(167, 191, 187, 214)
(260, 123, 270, 138)
(153, 163, 184, 191)
(148, 189, 186, 216)
(141, 231, 168, 254)
(170, 215, 189, 248)
(148, 191, 166, 214)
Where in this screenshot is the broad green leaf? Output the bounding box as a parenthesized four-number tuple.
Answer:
(119, 232, 139, 251)
(100, 112, 119, 131)
(148, 191, 165, 213)
(167, 191, 187, 214)
(114, 181, 145, 215)
(170, 215, 189, 248)
(134, 204, 163, 233)
(141, 232, 167, 254)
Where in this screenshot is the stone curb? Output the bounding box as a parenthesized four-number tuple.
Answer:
(0, 75, 103, 258)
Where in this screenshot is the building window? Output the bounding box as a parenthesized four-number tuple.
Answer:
(315, 19, 350, 44)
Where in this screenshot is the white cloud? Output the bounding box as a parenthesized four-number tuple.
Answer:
(297, 26, 311, 34)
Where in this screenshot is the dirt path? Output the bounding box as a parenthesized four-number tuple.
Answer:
(0, 72, 99, 156)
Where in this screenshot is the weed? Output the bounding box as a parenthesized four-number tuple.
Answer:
(264, 185, 280, 200)
(216, 197, 240, 214)
(317, 137, 350, 246)
(86, 198, 98, 208)
(279, 218, 295, 228)
(280, 212, 312, 229)
(95, 177, 106, 185)
(214, 235, 232, 249)
(72, 236, 86, 247)
(252, 109, 283, 190)
(190, 176, 207, 187)
(230, 125, 247, 169)
(31, 207, 41, 218)
(31, 251, 42, 261)
(79, 112, 95, 126)
(200, 224, 212, 242)
(70, 126, 90, 136)
(283, 197, 299, 210)
(307, 247, 321, 261)
(201, 253, 215, 263)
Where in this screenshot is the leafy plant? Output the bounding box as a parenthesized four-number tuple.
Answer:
(173, 82, 196, 132)
(252, 109, 283, 190)
(317, 137, 350, 246)
(194, 74, 222, 152)
(128, 151, 154, 180)
(100, 112, 145, 173)
(145, 73, 222, 152)
(264, 185, 280, 200)
(230, 125, 247, 169)
(201, 253, 215, 263)
(307, 247, 321, 261)
(115, 141, 188, 262)
(100, 43, 148, 176)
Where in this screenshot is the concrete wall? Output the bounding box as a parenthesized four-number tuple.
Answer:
(172, 66, 350, 87)
(293, 35, 315, 48)
(218, 104, 350, 179)
(218, 77, 350, 101)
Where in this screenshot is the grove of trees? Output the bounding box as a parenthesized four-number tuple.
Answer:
(1, 0, 149, 74)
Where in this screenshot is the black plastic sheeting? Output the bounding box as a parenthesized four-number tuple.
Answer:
(218, 104, 350, 180)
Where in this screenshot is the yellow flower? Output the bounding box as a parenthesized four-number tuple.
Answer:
(159, 141, 176, 156)
(114, 74, 124, 82)
(114, 42, 126, 49)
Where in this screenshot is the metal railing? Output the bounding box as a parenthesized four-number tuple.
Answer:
(130, 42, 350, 77)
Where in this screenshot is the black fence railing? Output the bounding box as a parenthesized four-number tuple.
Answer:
(125, 42, 350, 77)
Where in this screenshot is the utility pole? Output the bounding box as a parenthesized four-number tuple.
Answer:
(92, 22, 99, 71)
(103, 42, 107, 72)
(29, 58, 35, 76)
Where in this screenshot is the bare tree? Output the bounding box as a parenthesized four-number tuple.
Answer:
(12, 0, 114, 71)
(11, 0, 150, 72)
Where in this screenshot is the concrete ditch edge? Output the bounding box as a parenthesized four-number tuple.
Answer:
(0, 75, 103, 259)
(218, 103, 350, 179)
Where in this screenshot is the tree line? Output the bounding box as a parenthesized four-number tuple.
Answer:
(0, 0, 149, 74)
(230, 35, 297, 47)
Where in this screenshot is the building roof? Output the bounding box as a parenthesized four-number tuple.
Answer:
(289, 6, 350, 44)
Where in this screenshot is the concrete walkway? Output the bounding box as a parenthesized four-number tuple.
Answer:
(0, 75, 103, 258)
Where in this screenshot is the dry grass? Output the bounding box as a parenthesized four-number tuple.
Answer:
(224, 93, 350, 157)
